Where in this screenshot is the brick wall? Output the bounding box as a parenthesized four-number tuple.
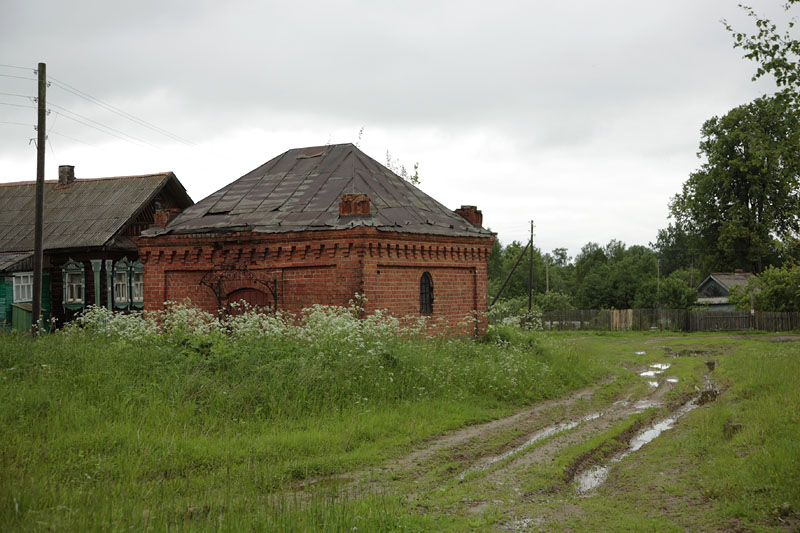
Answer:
(136, 228, 493, 335)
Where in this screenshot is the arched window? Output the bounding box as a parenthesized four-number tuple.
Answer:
(420, 272, 433, 314)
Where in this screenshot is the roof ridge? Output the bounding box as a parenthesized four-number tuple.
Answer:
(0, 172, 174, 187)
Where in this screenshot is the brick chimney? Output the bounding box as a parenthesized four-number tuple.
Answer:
(339, 193, 371, 216)
(153, 207, 181, 227)
(56, 165, 76, 188)
(455, 205, 482, 226)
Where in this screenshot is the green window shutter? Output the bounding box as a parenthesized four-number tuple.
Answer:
(113, 258, 131, 309)
(62, 259, 86, 311)
(131, 260, 144, 309)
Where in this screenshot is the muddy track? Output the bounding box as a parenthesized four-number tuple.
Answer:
(289, 343, 727, 529)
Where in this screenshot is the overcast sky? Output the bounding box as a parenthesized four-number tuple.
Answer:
(0, 0, 792, 258)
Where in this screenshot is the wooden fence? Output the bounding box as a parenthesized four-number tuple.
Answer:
(540, 309, 800, 333)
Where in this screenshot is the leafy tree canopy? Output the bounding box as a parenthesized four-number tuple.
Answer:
(729, 263, 800, 311)
(669, 96, 800, 272)
(725, 1, 800, 105)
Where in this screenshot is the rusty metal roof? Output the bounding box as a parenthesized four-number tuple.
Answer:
(0, 173, 193, 253)
(144, 144, 493, 239)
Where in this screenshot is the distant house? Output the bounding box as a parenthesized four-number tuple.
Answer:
(696, 271, 755, 311)
(137, 143, 495, 335)
(0, 166, 192, 331)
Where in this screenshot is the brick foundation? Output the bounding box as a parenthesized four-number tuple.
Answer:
(136, 228, 493, 336)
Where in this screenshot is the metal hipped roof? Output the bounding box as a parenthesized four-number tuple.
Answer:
(144, 143, 493, 239)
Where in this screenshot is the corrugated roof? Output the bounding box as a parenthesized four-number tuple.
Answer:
(0, 173, 192, 253)
(144, 144, 493, 239)
(696, 272, 755, 294)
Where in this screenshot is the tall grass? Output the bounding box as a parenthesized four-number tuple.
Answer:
(684, 340, 800, 524)
(0, 303, 606, 530)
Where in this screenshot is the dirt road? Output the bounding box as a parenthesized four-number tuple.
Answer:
(295, 337, 747, 530)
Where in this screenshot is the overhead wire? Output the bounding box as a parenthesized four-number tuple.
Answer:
(49, 101, 159, 148)
(48, 75, 195, 146)
(0, 92, 34, 99)
(0, 101, 36, 110)
(49, 129, 97, 147)
(3, 68, 194, 150)
(0, 73, 37, 82)
(0, 120, 35, 127)
(0, 63, 33, 71)
(50, 107, 157, 149)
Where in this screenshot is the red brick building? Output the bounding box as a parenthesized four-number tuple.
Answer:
(137, 144, 494, 335)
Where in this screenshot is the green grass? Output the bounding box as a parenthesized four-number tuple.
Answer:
(1, 324, 798, 531)
(0, 324, 608, 531)
(533, 334, 800, 532)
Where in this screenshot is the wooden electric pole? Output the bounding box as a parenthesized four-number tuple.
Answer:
(528, 220, 534, 313)
(32, 62, 46, 334)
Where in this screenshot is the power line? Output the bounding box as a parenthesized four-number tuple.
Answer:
(50, 100, 158, 145)
(50, 108, 157, 149)
(48, 75, 195, 146)
(0, 92, 34, 99)
(0, 101, 36, 109)
(0, 63, 32, 71)
(50, 129, 97, 147)
(0, 73, 37, 82)
(0, 120, 34, 127)
(50, 101, 160, 148)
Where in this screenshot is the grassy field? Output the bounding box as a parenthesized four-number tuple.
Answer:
(1, 306, 798, 531)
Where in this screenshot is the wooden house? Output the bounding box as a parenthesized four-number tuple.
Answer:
(696, 271, 755, 311)
(0, 166, 192, 331)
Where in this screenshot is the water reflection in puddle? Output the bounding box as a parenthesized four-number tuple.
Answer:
(576, 398, 700, 494)
(460, 412, 603, 479)
(639, 363, 671, 378)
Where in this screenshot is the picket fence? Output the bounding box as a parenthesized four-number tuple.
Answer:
(540, 309, 800, 333)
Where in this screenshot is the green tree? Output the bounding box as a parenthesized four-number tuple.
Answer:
(574, 241, 658, 309)
(670, 96, 800, 273)
(658, 272, 699, 309)
(729, 263, 800, 311)
(652, 223, 695, 277)
(725, 1, 800, 105)
(488, 242, 576, 303)
(533, 291, 575, 312)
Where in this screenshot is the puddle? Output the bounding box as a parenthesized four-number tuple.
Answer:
(675, 349, 711, 357)
(576, 397, 700, 494)
(666, 377, 679, 384)
(647, 381, 658, 388)
(632, 399, 662, 410)
(635, 351, 646, 355)
(460, 412, 602, 479)
(639, 363, 671, 378)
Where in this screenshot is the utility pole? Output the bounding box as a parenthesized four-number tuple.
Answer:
(528, 220, 534, 313)
(32, 62, 46, 334)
